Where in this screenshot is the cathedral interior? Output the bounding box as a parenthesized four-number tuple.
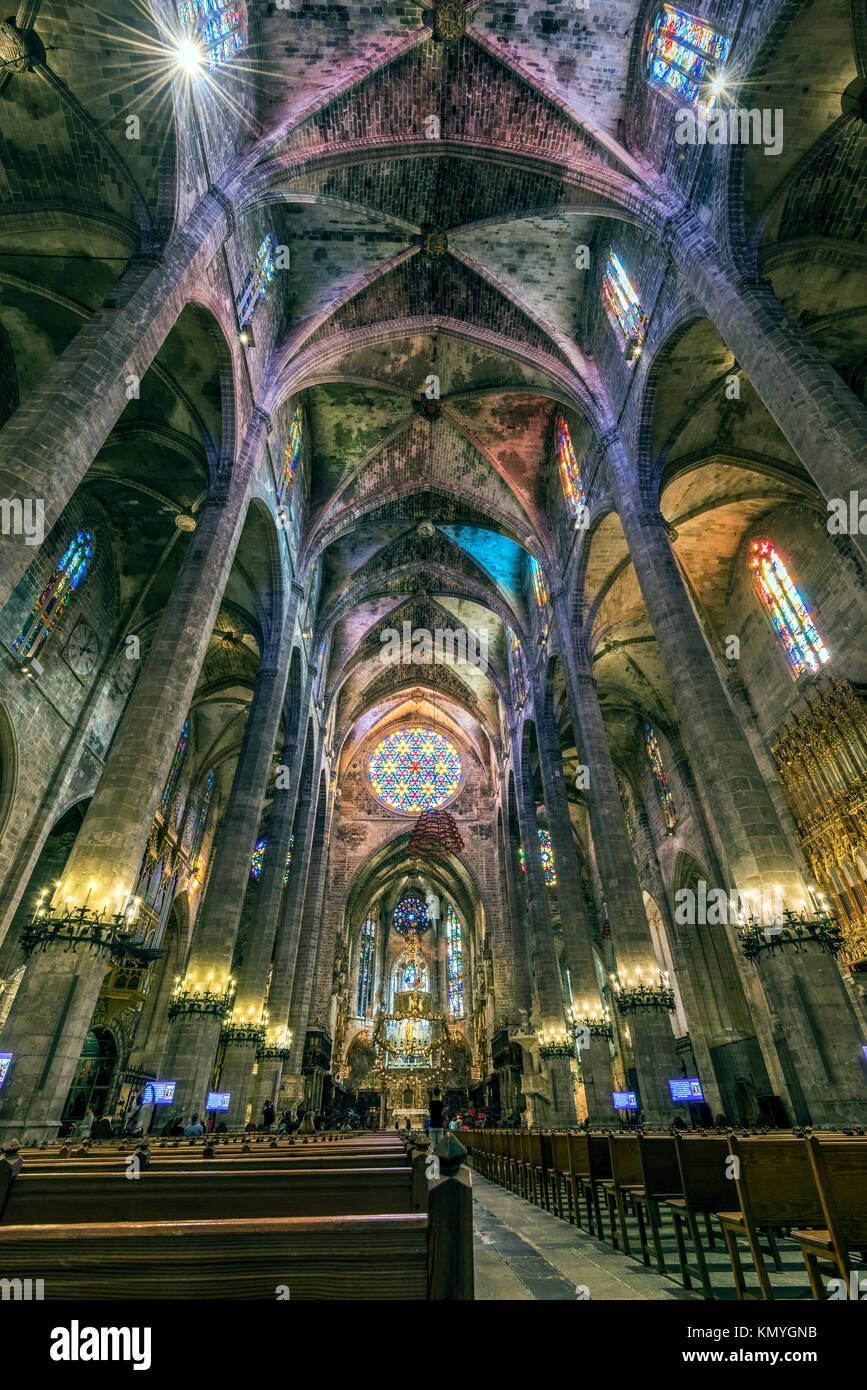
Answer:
(0, 0, 866, 1311)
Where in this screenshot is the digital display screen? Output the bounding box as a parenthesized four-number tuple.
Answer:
(0, 1054, 11, 1091)
(206, 1091, 231, 1112)
(669, 1078, 704, 1103)
(142, 1081, 176, 1106)
(612, 1090, 637, 1110)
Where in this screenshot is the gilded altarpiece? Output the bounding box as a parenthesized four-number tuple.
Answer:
(772, 680, 867, 967)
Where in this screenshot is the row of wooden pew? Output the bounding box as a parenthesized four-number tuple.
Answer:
(460, 1129, 867, 1300)
(0, 1132, 473, 1299)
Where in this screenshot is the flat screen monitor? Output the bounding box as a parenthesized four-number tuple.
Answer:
(669, 1078, 704, 1103)
(206, 1091, 231, 1112)
(0, 1053, 11, 1091)
(612, 1090, 637, 1110)
(142, 1081, 176, 1106)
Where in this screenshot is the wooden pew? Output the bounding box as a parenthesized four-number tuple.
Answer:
(549, 1133, 576, 1224)
(1, 1165, 414, 1226)
(792, 1136, 867, 1298)
(719, 1135, 824, 1300)
(569, 1133, 612, 1238)
(602, 1135, 643, 1255)
(630, 1134, 682, 1274)
(0, 1213, 430, 1299)
(666, 1132, 733, 1299)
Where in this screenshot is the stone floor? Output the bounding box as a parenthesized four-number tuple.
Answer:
(471, 1169, 820, 1302)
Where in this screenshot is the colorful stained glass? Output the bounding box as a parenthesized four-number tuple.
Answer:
(357, 913, 375, 1015)
(556, 416, 585, 521)
(237, 234, 276, 328)
(751, 540, 829, 678)
(518, 830, 556, 886)
(192, 768, 215, 857)
(446, 904, 464, 1018)
(15, 530, 94, 661)
(313, 638, 328, 704)
(645, 724, 677, 831)
(602, 251, 648, 347)
(393, 896, 430, 936)
(278, 405, 302, 508)
(508, 628, 527, 707)
(176, 0, 245, 70)
(369, 728, 462, 815)
(530, 558, 550, 640)
(616, 773, 635, 841)
(538, 829, 556, 886)
(161, 718, 189, 812)
(250, 837, 266, 880)
(283, 834, 294, 887)
(645, 5, 731, 113)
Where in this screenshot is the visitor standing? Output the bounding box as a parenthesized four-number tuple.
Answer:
(183, 1113, 204, 1137)
(429, 1087, 445, 1149)
(262, 1099, 275, 1130)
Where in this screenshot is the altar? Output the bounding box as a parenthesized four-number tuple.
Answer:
(392, 1107, 428, 1132)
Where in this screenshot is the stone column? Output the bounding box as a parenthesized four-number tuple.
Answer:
(602, 434, 867, 1124)
(0, 409, 270, 1142)
(220, 706, 305, 1130)
(531, 684, 617, 1124)
(670, 216, 867, 566)
(285, 775, 335, 1090)
(161, 598, 299, 1122)
(551, 591, 681, 1124)
(254, 695, 320, 1112)
(501, 774, 533, 1018)
(0, 188, 233, 610)
(509, 725, 576, 1127)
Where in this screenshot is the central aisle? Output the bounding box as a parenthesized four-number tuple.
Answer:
(471, 1172, 701, 1302)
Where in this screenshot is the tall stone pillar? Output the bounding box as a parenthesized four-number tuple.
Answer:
(255, 694, 320, 1112)
(0, 188, 233, 610)
(509, 726, 577, 1127)
(669, 216, 867, 566)
(551, 592, 681, 1125)
(0, 410, 269, 1142)
(161, 598, 299, 1121)
(285, 775, 334, 1090)
(602, 434, 867, 1124)
(220, 713, 305, 1129)
(531, 686, 616, 1124)
(501, 774, 533, 1019)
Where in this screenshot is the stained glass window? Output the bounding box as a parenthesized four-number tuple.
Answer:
(602, 251, 648, 348)
(508, 629, 527, 707)
(616, 773, 635, 841)
(538, 829, 556, 886)
(645, 724, 677, 831)
(530, 558, 550, 640)
(556, 416, 585, 521)
(14, 530, 94, 662)
(645, 5, 731, 113)
(446, 904, 464, 1018)
(161, 718, 189, 812)
(393, 896, 430, 936)
(250, 837, 266, 880)
(518, 829, 556, 886)
(278, 405, 302, 509)
(313, 638, 328, 704)
(176, 1, 245, 70)
(237, 234, 276, 328)
(283, 834, 294, 887)
(191, 768, 215, 858)
(357, 913, 375, 1016)
(751, 540, 830, 678)
(369, 728, 462, 815)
